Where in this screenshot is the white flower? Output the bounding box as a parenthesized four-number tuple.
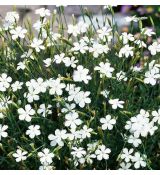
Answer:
(120, 148, 133, 162)
(125, 16, 139, 22)
(72, 42, 88, 54)
(5, 11, 19, 24)
(68, 24, 80, 37)
(95, 145, 111, 160)
(73, 65, 91, 84)
(131, 65, 143, 72)
(148, 42, 160, 55)
(74, 91, 91, 108)
(94, 61, 114, 78)
(35, 8, 50, 17)
(37, 104, 52, 117)
(54, 53, 65, 64)
(17, 61, 26, 70)
(30, 38, 45, 52)
(89, 43, 109, 58)
(148, 60, 160, 71)
(0, 73, 12, 92)
(120, 32, 134, 44)
(0, 96, 12, 110)
(71, 147, 86, 159)
(24, 88, 40, 103)
(38, 148, 54, 165)
(152, 109, 160, 124)
(0, 124, 8, 140)
(109, 99, 124, 109)
(26, 125, 41, 138)
(65, 111, 82, 129)
(97, 27, 112, 41)
(11, 81, 23, 92)
(134, 40, 147, 48)
(26, 78, 47, 93)
(48, 129, 67, 147)
(13, 149, 28, 162)
(18, 104, 35, 122)
(48, 78, 66, 96)
(67, 128, 82, 141)
(43, 58, 52, 67)
(100, 115, 116, 130)
(132, 152, 146, 169)
(141, 28, 155, 37)
(61, 103, 76, 113)
(125, 109, 153, 138)
(119, 45, 134, 58)
(10, 26, 27, 40)
(119, 162, 132, 170)
(116, 71, 127, 81)
(63, 56, 78, 68)
(39, 164, 53, 170)
(144, 69, 160, 86)
(80, 125, 93, 139)
(127, 135, 142, 147)
(67, 86, 81, 102)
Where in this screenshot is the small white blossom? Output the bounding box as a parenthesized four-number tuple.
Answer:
(48, 129, 67, 147)
(37, 104, 52, 117)
(94, 61, 114, 78)
(48, 78, 66, 96)
(119, 45, 134, 58)
(30, 38, 45, 52)
(13, 149, 28, 162)
(109, 99, 124, 109)
(11, 81, 23, 92)
(141, 28, 155, 37)
(73, 65, 91, 84)
(0, 124, 8, 140)
(71, 147, 86, 159)
(120, 32, 134, 44)
(100, 115, 116, 130)
(148, 42, 160, 55)
(0, 73, 12, 92)
(127, 135, 142, 147)
(38, 148, 54, 165)
(74, 91, 91, 108)
(43, 58, 52, 67)
(10, 26, 27, 40)
(54, 53, 65, 64)
(26, 125, 41, 138)
(65, 111, 82, 129)
(18, 104, 35, 122)
(116, 71, 127, 81)
(35, 8, 50, 17)
(132, 152, 146, 169)
(95, 145, 111, 160)
(63, 56, 78, 68)
(17, 61, 26, 70)
(152, 109, 160, 124)
(120, 148, 133, 162)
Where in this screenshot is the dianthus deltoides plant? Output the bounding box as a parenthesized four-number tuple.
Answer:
(0, 6, 160, 170)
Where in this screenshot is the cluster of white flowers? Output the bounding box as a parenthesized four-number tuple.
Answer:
(125, 109, 159, 148)
(119, 148, 147, 169)
(0, 7, 160, 170)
